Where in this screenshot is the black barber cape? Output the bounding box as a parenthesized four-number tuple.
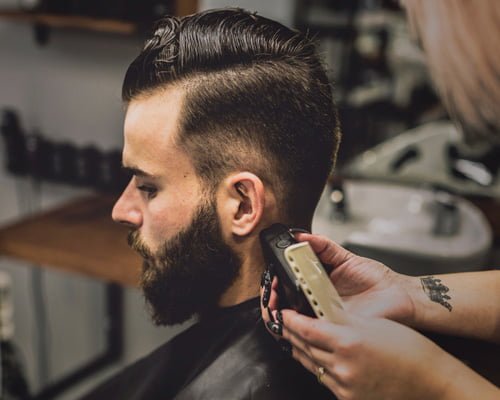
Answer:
(80, 297, 334, 399)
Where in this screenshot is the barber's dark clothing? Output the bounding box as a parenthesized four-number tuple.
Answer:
(80, 298, 334, 399)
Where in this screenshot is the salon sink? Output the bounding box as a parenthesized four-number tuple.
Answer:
(343, 121, 500, 198)
(312, 180, 492, 276)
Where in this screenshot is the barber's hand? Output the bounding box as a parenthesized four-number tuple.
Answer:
(261, 233, 417, 327)
(300, 233, 417, 322)
(281, 310, 449, 400)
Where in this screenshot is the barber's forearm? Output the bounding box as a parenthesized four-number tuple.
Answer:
(436, 349, 500, 400)
(405, 271, 500, 342)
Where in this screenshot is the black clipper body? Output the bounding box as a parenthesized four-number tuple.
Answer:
(259, 223, 315, 317)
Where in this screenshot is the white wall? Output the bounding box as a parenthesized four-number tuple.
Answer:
(0, 1, 294, 399)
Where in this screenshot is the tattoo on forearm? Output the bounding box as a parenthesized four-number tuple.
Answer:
(420, 276, 452, 311)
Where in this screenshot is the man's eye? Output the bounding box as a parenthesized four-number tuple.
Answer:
(137, 185, 157, 198)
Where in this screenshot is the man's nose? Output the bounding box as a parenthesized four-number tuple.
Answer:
(112, 180, 143, 228)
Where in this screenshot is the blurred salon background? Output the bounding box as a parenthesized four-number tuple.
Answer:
(0, 1, 498, 399)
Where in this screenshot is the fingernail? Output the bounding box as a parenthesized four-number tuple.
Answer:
(278, 339, 292, 355)
(262, 288, 270, 308)
(276, 310, 283, 325)
(289, 228, 311, 234)
(267, 307, 275, 323)
(266, 321, 283, 336)
(262, 280, 271, 308)
(260, 269, 271, 288)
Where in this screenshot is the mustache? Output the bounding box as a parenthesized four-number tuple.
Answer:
(127, 230, 154, 259)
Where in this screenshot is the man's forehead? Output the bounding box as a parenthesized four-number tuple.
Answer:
(122, 87, 185, 170)
(124, 88, 184, 140)
(123, 87, 196, 177)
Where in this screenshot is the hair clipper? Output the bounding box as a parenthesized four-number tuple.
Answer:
(259, 223, 315, 317)
(260, 223, 345, 323)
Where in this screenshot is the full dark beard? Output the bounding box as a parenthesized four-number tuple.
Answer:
(127, 199, 242, 326)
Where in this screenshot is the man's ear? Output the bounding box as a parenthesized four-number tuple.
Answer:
(218, 172, 265, 237)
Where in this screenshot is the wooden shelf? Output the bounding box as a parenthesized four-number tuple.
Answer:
(0, 11, 138, 34)
(0, 194, 141, 287)
(175, 0, 198, 17)
(0, 1, 198, 35)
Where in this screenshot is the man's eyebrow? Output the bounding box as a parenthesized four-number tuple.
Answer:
(122, 165, 159, 179)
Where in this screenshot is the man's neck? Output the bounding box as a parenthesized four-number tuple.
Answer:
(218, 243, 264, 307)
(217, 219, 313, 308)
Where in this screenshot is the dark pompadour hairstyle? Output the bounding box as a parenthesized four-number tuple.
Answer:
(122, 8, 341, 225)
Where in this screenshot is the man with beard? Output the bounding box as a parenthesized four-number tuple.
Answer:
(80, 8, 339, 400)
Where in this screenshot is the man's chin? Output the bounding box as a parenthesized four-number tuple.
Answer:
(139, 259, 215, 326)
(147, 301, 197, 326)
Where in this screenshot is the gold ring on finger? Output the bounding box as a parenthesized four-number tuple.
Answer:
(317, 366, 326, 385)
